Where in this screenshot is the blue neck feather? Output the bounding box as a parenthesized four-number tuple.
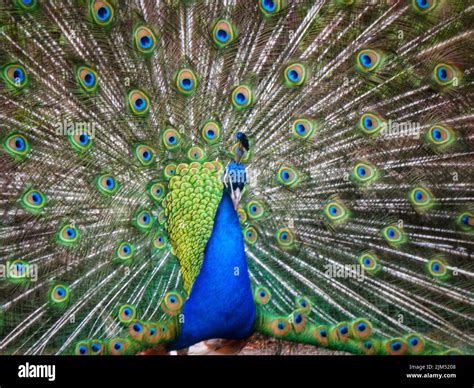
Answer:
(169, 191, 256, 350)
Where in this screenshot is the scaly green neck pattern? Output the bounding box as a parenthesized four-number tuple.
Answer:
(164, 161, 223, 293)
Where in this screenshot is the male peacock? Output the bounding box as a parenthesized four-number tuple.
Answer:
(0, 0, 473, 356)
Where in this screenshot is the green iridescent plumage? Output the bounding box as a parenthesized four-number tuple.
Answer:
(164, 162, 223, 293)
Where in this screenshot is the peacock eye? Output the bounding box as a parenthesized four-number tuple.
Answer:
(57, 223, 80, 246)
(433, 63, 459, 86)
(118, 304, 136, 323)
(412, 0, 438, 14)
(427, 258, 449, 278)
(384, 338, 407, 355)
(323, 200, 349, 224)
(254, 286, 271, 304)
(127, 90, 150, 116)
(162, 128, 181, 151)
(358, 251, 381, 275)
(134, 25, 158, 55)
(231, 84, 254, 110)
(291, 118, 315, 140)
(244, 225, 258, 245)
(356, 49, 384, 73)
(152, 231, 168, 250)
(425, 124, 455, 151)
(200, 120, 222, 144)
(284, 63, 307, 87)
(49, 284, 70, 305)
(96, 174, 119, 195)
(2, 63, 28, 89)
(175, 69, 198, 95)
(164, 162, 178, 180)
(69, 130, 94, 152)
(351, 161, 378, 185)
(3, 133, 30, 159)
(211, 19, 237, 48)
(350, 319, 372, 339)
(161, 291, 184, 315)
(75, 342, 90, 356)
(382, 224, 407, 246)
(246, 200, 265, 220)
(357, 112, 385, 136)
(187, 146, 205, 162)
(20, 188, 46, 214)
(147, 181, 166, 203)
(15, 0, 38, 11)
(76, 66, 99, 92)
(456, 211, 473, 232)
(134, 144, 155, 166)
(114, 241, 135, 262)
(275, 227, 296, 249)
(90, 0, 114, 26)
(405, 334, 425, 353)
(409, 186, 434, 212)
(132, 209, 153, 233)
(259, 0, 286, 16)
(276, 165, 300, 187)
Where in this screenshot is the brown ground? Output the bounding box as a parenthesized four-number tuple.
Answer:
(239, 333, 350, 355)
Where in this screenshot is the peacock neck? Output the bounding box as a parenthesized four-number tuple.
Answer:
(169, 191, 256, 350)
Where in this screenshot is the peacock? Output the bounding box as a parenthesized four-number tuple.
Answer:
(0, 0, 473, 356)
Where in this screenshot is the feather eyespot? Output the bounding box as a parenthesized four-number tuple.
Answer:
(2, 63, 28, 89)
(69, 130, 94, 152)
(291, 117, 316, 140)
(56, 223, 80, 246)
(162, 128, 181, 151)
(259, 0, 286, 16)
(161, 291, 183, 315)
(3, 133, 30, 159)
(118, 304, 136, 324)
(90, 0, 114, 26)
(114, 242, 135, 262)
(254, 286, 271, 304)
(15, 0, 38, 11)
(132, 209, 153, 233)
(412, 0, 438, 14)
(231, 84, 254, 110)
(134, 144, 155, 166)
(358, 251, 381, 275)
(175, 69, 198, 95)
(20, 188, 46, 214)
(76, 66, 98, 92)
(284, 63, 307, 87)
(49, 284, 70, 305)
(96, 174, 119, 195)
(211, 19, 237, 48)
(152, 231, 168, 250)
(127, 90, 150, 116)
(187, 146, 205, 162)
(244, 225, 258, 245)
(357, 112, 385, 136)
(201, 120, 222, 144)
(382, 224, 407, 246)
(433, 63, 459, 86)
(425, 124, 455, 151)
(356, 49, 384, 73)
(409, 186, 434, 212)
(134, 26, 158, 55)
(456, 211, 473, 232)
